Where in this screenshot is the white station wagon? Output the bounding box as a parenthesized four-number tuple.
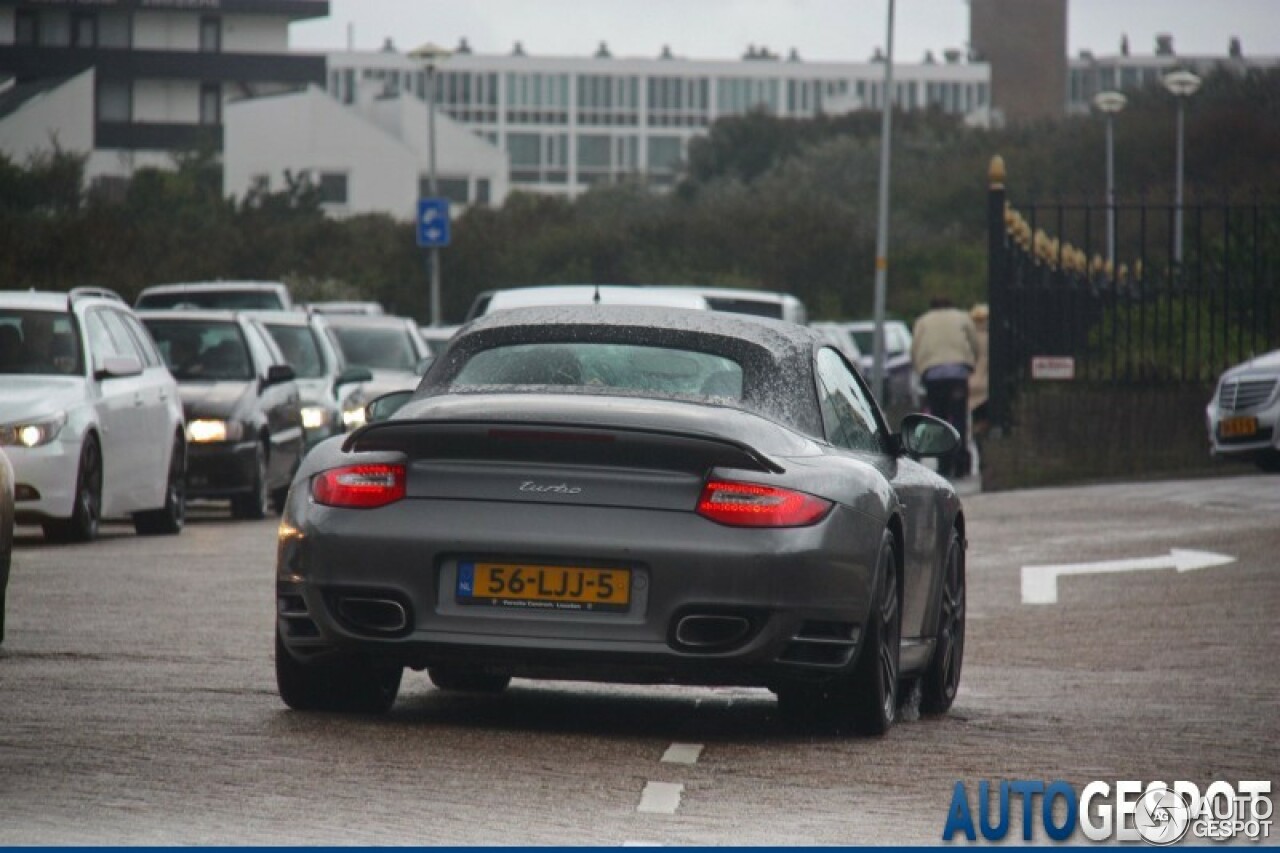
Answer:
(0, 289, 187, 541)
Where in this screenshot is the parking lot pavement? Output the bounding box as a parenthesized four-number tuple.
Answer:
(1, 477, 1277, 844)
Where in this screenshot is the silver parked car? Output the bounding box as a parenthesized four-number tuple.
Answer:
(253, 311, 372, 450)
(1206, 349, 1280, 472)
(321, 314, 433, 430)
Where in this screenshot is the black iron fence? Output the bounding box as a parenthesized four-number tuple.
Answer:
(987, 158, 1280, 432)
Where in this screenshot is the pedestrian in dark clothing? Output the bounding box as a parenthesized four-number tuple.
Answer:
(911, 297, 980, 478)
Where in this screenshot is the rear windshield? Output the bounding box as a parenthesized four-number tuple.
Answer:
(137, 290, 285, 311)
(0, 309, 83, 376)
(451, 342, 744, 400)
(143, 319, 253, 381)
(329, 326, 419, 372)
(264, 323, 325, 379)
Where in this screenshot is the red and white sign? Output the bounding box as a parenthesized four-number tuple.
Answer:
(1031, 356, 1076, 380)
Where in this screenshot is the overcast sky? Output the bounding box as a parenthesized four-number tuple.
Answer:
(290, 0, 1280, 62)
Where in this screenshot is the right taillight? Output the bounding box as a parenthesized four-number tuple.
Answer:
(311, 463, 406, 509)
(696, 480, 832, 528)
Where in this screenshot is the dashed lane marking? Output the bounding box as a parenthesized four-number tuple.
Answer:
(637, 781, 684, 814)
(660, 743, 704, 765)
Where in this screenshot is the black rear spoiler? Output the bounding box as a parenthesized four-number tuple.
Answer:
(344, 419, 785, 475)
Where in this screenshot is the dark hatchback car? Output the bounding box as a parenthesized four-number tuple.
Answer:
(276, 307, 966, 735)
(141, 310, 303, 519)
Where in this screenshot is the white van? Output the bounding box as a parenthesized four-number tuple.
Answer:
(466, 284, 808, 325)
(645, 286, 808, 325)
(465, 285, 710, 321)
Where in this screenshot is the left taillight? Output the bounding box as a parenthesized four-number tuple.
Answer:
(696, 480, 833, 528)
(311, 463, 406, 509)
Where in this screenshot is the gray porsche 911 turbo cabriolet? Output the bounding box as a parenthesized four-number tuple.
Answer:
(275, 306, 967, 735)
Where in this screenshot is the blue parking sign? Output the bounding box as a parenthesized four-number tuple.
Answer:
(416, 197, 451, 247)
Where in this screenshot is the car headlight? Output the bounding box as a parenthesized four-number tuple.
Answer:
(0, 412, 67, 448)
(300, 406, 331, 430)
(187, 419, 244, 444)
(341, 406, 367, 430)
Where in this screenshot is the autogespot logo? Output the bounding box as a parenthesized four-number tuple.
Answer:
(942, 780, 1272, 844)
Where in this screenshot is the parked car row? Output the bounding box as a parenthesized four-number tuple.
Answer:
(0, 283, 434, 541)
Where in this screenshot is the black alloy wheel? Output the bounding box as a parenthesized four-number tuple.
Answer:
(777, 529, 901, 736)
(848, 530, 902, 734)
(921, 530, 965, 714)
(43, 436, 102, 544)
(134, 436, 186, 535)
(274, 630, 403, 713)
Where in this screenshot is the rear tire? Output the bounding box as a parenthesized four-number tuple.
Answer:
(134, 436, 186, 536)
(43, 436, 102, 544)
(231, 442, 269, 520)
(275, 631, 402, 713)
(428, 667, 511, 694)
(920, 530, 965, 715)
(777, 530, 901, 736)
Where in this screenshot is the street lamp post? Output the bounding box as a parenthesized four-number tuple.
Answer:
(1093, 90, 1127, 269)
(870, 0, 896, 405)
(409, 42, 452, 326)
(1162, 69, 1201, 265)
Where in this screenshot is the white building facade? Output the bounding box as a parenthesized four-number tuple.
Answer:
(0, 0, 327, 181)
(1067, 36, 1280, 114)
(326, 47, 991, 196)
(223, 82, 509, 219)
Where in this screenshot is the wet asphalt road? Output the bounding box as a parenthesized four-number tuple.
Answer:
(1, 474, 1278, 844)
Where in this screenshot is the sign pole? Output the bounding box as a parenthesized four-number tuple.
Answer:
(427, 61, 442, 327)
(870, 0, 895, 405)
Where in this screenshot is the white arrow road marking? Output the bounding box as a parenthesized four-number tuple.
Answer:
(637, 781, 684, 814)
(660, 743, 703, 765)
(1020, 549, 1236, 605)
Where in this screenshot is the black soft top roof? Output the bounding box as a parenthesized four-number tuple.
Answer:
(422, 305, 825, 437)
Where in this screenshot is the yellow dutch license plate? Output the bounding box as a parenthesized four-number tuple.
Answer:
(1219, 416, 1258, 439)
(457, 561, 631, 612)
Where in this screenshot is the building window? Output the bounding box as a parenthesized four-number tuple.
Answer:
(15, 10, 39, 45)
(199, 83, 221, 125)
(71, 12, 97, 48)
(475, 179, 491, 206)
(315, 172, 348, 205)
(199, 16, 221, 53)
(97, 79, 132, 123)
(506, 133, 541, 168)
(648, 136, 683, 172)
(98, 12, 131, 48)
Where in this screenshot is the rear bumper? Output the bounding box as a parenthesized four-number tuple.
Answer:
(186, 440, 258, 498)
(277, 498, 882, 686)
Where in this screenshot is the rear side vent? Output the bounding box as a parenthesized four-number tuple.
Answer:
(778, 620, 861, 668)
(278, 594, 320, 639)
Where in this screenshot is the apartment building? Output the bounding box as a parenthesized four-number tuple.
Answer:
(0, 0, 327, 180)
(326, 44, 991, 196)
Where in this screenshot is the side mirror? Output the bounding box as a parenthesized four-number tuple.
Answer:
(334, 366, 373, 395)
(897, 413, 960, 458)
(264, 364, 295, 386)
(96, 355, 142, 381)
(364, 390, 413, 424)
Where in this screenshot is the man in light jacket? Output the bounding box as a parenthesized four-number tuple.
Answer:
(911, 296, 980, 478)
